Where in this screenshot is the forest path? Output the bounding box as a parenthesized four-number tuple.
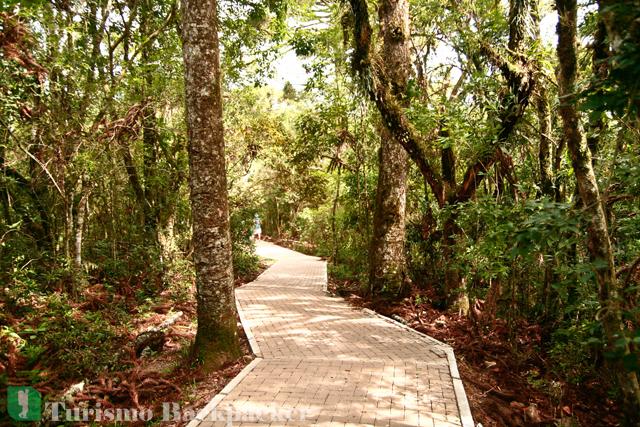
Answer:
(188, 241, 473, 427)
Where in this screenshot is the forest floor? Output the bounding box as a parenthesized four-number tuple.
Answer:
(326, 277, 622, 427)
(1, 262, 269, 426)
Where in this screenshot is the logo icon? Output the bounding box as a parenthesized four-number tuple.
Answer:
(7, 386, 41, 421)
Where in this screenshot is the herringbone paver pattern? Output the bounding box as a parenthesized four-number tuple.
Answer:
(190, 242, 472, 427)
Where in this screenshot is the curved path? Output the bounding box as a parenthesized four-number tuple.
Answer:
(189, 242, 473, 427)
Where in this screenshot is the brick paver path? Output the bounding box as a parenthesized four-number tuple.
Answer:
(190, 242, 473, 427)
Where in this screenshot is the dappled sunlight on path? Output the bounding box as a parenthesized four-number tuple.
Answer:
(189, 241, 473, 427)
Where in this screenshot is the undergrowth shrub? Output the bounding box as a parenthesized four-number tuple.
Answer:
(230, 208, 260, 277)
(19, 293, 122, 380)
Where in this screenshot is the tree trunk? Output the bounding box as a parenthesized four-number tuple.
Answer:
(440, 131, 468, 311)
(275, 197, 281, 237)
(368, 0, 410, 298)
(141, 1, 160, 236)
(536, 85, 558, 322)
(586, 10, 609, 165)
(531, 0, 554, 200)
(331, 166, 341, 266)
(556, 0, 640, 418)
(73, 177, 90, 293)
(121, 144, 152, 229)
(443, 215, 469, 313)
(157, 211, 178, 267)
(537, 89, 554, 197)
(346, 0, 534, 311)
(65, 191, 73, 265)
(182, 0, 240, 368)
(553, 136, 567, 201)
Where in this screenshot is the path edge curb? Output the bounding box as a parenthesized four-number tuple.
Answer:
(361, 307, 475, 427)
(186, 357, 263, 426)
(444, 348, 475, 427)
(323, 261, 328, 292)
(235, 291, 262, 357)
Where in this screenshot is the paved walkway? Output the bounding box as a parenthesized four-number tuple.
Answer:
(189, 242, 473, 427)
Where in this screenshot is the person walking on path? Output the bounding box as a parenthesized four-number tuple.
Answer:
(253, 213, 262, 240)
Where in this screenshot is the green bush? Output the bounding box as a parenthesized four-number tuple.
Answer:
(230, 208, 260, 277)
(233, 249, 260, 278)
(20, 294, 123, 379)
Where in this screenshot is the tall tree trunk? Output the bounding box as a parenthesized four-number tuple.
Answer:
(443, 215, 468, 312)
(368, 0, 410, 298)
(73, 177, 90, 293)
(556, 0, 640, 418)
(65, 190, 73, 264)
(182, 0, 240, 368)
(586, 10, 609, 165)
(142, 106, 158, 234)
(536, 87, 558, 322)
(121, 144, 151, 228)
(441, 129, 468, 311)
(532, 0, 554, 200)
(331, 165, 341, 266)
(157, 211, 178, 266)
(74, 196, 86, 272)
(553, 136, 567, 201)
(346, 0, 534, 311)
(275, 197, 281, 237)
(141, 0, 159, 236)
(537, 90, 554, 197)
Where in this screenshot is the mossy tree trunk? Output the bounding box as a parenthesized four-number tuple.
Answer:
(537, 90, 554, 197)
(182, 0, 241, 368)
(556, 0, 640, 418)
(347, 0, 535, 313)
(368, 0, 410, 298)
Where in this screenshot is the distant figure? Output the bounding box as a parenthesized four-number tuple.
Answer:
(253, 214, 262, 240)
(18, 389, 29, 419)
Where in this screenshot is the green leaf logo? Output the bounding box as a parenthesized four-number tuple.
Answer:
(7, 386, 41, 421)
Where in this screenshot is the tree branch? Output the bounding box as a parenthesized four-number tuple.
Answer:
(346, 0, 445, 206)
